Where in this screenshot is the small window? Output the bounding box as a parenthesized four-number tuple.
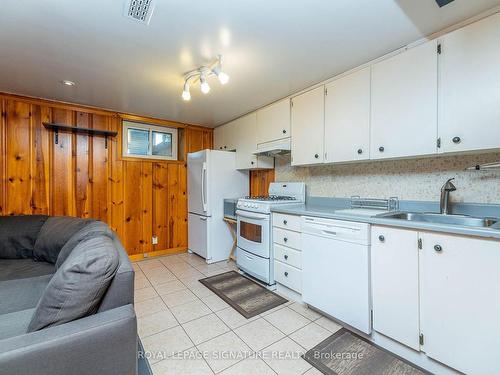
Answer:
(122, 121, 178, 160)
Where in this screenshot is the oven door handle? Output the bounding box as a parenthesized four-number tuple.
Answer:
(236, 210, 270, 221)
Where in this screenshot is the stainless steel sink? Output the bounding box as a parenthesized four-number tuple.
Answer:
(378, 212, 498, 228)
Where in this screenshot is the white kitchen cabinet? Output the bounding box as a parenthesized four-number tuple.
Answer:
(272, 213, 302, 295)
(324, 67, 371, 163)
(371, 226, 421, 350)
(371, 40, 438, 159)
(438, 12, 500, 154)
(234, 113, 273, 170)
(256, 99, 290, 145)
(291, 86, 325, 166)
(214, 122, 237, 151)
(213, 125, 225, 151)
(420, 232, 500, 375)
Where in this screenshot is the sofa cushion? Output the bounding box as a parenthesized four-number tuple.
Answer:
(0, 215, 48, 259)
(0, 274, 53, 315)
(33, 216, 93, 264)
(55, 221, 114, 269)
(0, 308, 35, 340)
(0, 258, 55, 282)
(27, 236, 119, 332)
(98, 236, 134, 312)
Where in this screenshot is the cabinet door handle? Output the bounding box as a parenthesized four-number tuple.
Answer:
(357, 149, 363, 155)
(452, 136, 461, 144)
(283, 220, 287, 225)
(282, 129, 287, 134)
(224, 145, 227, 149)
(284, 272, 289, 277)
(379, 146, 385, 152)
(434, 244, 443, 252)
(219, 147, 223, 150)
(314, 154, 319, 159)
(378, 235, 385, 242)
(284, 254, 288, 260)
(251, 161, 255, 165)
(283, 237, 288, 243)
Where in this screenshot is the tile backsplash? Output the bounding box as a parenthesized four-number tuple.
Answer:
(274, 152, 500, 204)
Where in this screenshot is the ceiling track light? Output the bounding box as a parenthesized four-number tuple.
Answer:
(181, 55, 230, 101)
(182, 82, 191, 101)
(200, 74, 210, 94)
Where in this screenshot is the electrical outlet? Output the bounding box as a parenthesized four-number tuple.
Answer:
(152, 236, 158, 245)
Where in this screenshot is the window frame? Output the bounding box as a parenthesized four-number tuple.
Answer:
(122, 120, 178, 161)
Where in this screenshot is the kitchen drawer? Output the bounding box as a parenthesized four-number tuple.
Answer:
(273, 228, 301, 250)
(273, 213, 301, 232)
(236, 247, 270, 284)
(274, 244, 302, 269)
(275, 260, 302, 293)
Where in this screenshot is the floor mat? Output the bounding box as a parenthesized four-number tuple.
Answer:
(302, 328, 429, 375)
(199, 271, 288, 318)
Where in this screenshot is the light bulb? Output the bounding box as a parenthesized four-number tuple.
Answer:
(218, 71, 230, 85)
(182, 82, 191, 101)
(61, 80, 76, 86)
(200, 75, 210, 94)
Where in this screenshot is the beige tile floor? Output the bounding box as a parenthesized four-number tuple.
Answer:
(134, 252, 342, 375)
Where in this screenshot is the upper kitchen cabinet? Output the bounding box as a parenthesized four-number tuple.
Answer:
(324, 67, 371, 163)
(234, 113, 274, 170)
(438, 13, 500, 154)
(291, 86, 325, 166)
(420, 232, 500, 375)
(371, 40, 438, 160)
(213, 121, 237, 151)
(213, 125, 225, 150)
(256, 99, 291, 149)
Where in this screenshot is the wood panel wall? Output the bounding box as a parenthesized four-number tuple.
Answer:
(0, 93, 212, 259)
(249, 169, 275, 196)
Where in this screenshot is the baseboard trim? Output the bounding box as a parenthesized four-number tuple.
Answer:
(129, 247, 188, 261)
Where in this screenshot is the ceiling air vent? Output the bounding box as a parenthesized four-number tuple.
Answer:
(435, 0, 455, 7)
(124, 0, 156, 25)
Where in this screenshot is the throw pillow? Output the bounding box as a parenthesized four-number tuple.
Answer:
(27, 235, 119, 332)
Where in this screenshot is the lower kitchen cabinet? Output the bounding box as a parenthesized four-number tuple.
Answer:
(372, 225, 500, 375)
(371, 226, 421, 350)
(272, 213, 302, 294)
(420, 232, 500, 375)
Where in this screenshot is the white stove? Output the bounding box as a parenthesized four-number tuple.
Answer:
(235, 182, 305, 286)
(236, 183, 305, 214)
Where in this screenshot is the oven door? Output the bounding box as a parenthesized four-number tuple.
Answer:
(236, 210, 270, 258)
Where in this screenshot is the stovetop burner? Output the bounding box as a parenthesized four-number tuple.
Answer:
(244, 195, 297, 201)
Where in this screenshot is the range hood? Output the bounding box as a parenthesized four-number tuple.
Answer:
(254, 138, 291, 156)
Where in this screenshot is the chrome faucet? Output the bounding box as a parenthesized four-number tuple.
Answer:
(440, 178, 457, 215)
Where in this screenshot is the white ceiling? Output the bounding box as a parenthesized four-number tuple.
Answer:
(1, 0, 499, 127)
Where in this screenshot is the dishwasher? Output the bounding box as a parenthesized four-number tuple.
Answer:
(301, 216, 372, 334)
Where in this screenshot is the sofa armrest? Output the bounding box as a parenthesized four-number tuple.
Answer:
(0, 304, 137, 375)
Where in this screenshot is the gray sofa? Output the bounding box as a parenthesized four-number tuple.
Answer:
(0, 215, 137, 375)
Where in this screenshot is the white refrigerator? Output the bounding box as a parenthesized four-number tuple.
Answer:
(188, 149, 249, 263)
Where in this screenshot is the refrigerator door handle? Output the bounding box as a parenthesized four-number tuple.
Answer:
(201, 162, 207, 212)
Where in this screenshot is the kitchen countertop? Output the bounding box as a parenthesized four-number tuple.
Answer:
(271, 202, 500, 240)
